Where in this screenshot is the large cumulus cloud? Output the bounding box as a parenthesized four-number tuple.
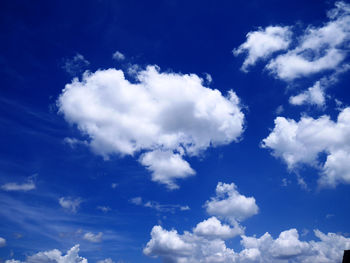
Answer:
(58, 66, 244, 189)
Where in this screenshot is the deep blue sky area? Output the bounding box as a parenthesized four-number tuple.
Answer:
(0, 1, 350, 263)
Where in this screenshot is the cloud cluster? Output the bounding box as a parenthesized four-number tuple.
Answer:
(58, 66, 244, 189)
(6, 245, 87, 263)
(262, 107, 350, 187)
(235, 1, 350, 107)
(144, 182, 350, 262)
(233, 26, 292, 72)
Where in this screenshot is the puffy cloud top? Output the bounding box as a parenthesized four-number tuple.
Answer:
(58, 66, 244, 189)
(262, 107, 350, 187)
(205, 182, 259, 223)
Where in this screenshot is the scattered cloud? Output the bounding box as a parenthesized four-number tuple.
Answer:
(289, 81, 325, 107)
(112, 51, 125, 61)
(97, 258, 114, 263)
(97, 206, 111, 213)
(262, 107, 350, 188)
(234, 26, 292, 72)
(58, 65, 244, 189)
(59, 197, 82, 213)
(204, 182, 259, 223)
(0, 237, 6, 247)
(1, 177, 36, 192)
(130, 196, 190, 213)
(62, 53, 90, 76)
(83, 232, 103, 243)
(5, 245, 87, 263)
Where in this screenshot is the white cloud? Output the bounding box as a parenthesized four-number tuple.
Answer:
(97, 259, 114, 263)
(58, 65, 244, 189)
(97, 206, 111, 212)
(6, 245, 87, 263)
(139, 150, 195, 189)
(130, 196, 190, 213)
(112, 51, 125, 61)
(262, 107, 350, 187)
(0, 237, 6, 247)
(59, 197, 82, 213)
(83, 232, 103, 243)
(1, 178, 36, 192)
(63, 53, 90, 76)
(289, 81, 325, 107)
(130, 197, 142, 205)
(193, 217, 241, 240)
(144, 225, 350, 263)
(204, 182, 259, 223)
(266, 2, 350, 81)
(234, 26, 292, 72)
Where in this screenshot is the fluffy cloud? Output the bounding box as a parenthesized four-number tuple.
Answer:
(0, 237, 6, 247)
(233, 26, 292, 72)
(139, 150, 195, 189)
(58, 65, 244, 189)
(267, 2, 350, 81)
(112, 51, 125, 61)
(193, 217, 241, 240)
(262, 107, 350, 187)
(1, 178, 36, 192)
(62, 54, 90, 76)
(59, 197, 82, 213)
(204, 182, 259, 223)
(83, 232, 103, 243)
(289, 81, 325, 107)
(144, 225, 350, 263)
(6, 245, 87, 263)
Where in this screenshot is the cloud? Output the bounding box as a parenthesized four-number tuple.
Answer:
(58, 65, 244, 189)
(266, 2, 350, 81)
(112, 51, 125, 61)
(62, 53, 90, 76)
(139, 150, 195, 189)
(83, 232, 103, 243)
(97, 206, 111, 213)
(233, 26, 292, 72)
(204, 182, 259, 223)
(0, 237, 6, 247)
(193, 216, 241, 240)
(144, 225, 350, 263)
(289, 81, 325, 107)
(59, 197, 82, 213)
(6, 245, 87, 263)
(1, 178, 36, 192)
(130, 196, 190, 213)
(261, 107, 350, 187)
(97, 259, 114, 263)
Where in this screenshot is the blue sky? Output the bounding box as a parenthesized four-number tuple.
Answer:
(1, 0, 350, 262)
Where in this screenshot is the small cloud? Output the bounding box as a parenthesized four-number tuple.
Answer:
(59, 197, 82, 213)
(301, 228, 309, 237)
(180, 206, 190, 211)
(97, 206, 111, 213)
(275, 105, 284, 115)
(1, 177, 36, 192)
(62, 53, 90, 76)
(130, 197, 142, 206)
(281, 178, 290, 187)
(97, 259, 114, 263)
(326, 214, 335, 219)
(63, 137, 88, 148)
(111, 183, 118, 189)
(0, 237, 6, 247)
(204, 73, 212, 84)
(83, 231, 103, 243)
(112, 51, 125, 61)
